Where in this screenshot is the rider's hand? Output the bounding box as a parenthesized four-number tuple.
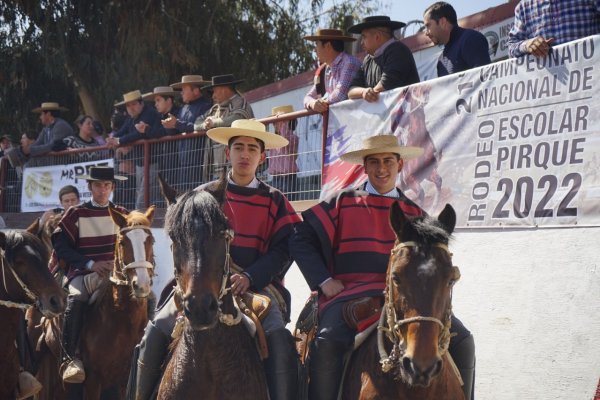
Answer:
(91, 260, 113, 278)
(321, 279, 344, 299)
(230, 273, 250, 296)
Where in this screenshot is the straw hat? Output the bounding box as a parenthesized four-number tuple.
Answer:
(340, 135, 423, 164)
(203, 74, 244, 89)
(207, 119, 289, 150)
(76, 166, 127, 181)
(114, 90, 143, 107)
(170, 75, 210, 89)
(348, 16, 406, 34)
(31, 102, 69, 113)
(303, 28, 356, 42)
(141, 86, 180, 101)
(271, 105, 294, 116)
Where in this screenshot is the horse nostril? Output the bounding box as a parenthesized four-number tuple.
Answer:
(402, 357, 414, 375)
(202, 294, 218, 313)
(431, 359, 442, 377)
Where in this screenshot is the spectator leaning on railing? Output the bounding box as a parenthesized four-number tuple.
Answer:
(106, 90, 163, 209)
(194, 74, 254, 182)
(302, 29, 361, 112)
(53, 115, 104, 162)
(347, 16, 420, 103)
(423, 1, 491, 77)
(508, 0, 600, 58)
(28, 102, 74, 166)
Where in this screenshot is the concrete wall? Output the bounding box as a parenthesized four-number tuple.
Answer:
(150, 225, 600, 399)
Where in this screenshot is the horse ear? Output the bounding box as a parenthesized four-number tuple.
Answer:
(437, 204, 456, 235)
(389, 202, 408, 240)
(205, 170, 228, 205)
(109, 207, 128, 228)
(26, 218, 40, 235)
(158, 173, 178, 206)
(145, 205, 156, 224)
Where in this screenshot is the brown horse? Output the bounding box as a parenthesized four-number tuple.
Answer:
(0, 228, 66, 399)
(77, 206, 156, 398)
(343, 203, 464, 399)
(157, 179, 269, 399)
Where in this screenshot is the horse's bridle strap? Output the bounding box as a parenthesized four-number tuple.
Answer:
(122, 260, 154, 271)
(1, 251, 39, 309)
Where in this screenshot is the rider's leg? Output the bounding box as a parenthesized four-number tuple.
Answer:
(262, 297, 298, 400)
(308, 301, 355, 400)
(130, 293, 177, 400)
(15, 316, 42, 399)
(450, 315, 476, 400)
(60, 275, 89, 384)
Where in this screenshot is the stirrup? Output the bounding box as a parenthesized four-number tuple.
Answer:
(60, 358, 86, 383)
(16, 370, 43, 400)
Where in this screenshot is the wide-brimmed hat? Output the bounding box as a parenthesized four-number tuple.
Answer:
(76, 166, 127, 181)
(141, 86, 180, 101)
(340, 135, 423, 164)
(170, 75, 211, 89)
(207, 119, 289, 150)
(348, 16, 406, 34)
(31, 102, 69, 113)
(114, 90, 143, 107)
(203, 74, 244, 89)
(271, 105, 294, 116)
(303, 28, 356, 42)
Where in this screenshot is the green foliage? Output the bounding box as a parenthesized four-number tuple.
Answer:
(0, 0, 384, 135)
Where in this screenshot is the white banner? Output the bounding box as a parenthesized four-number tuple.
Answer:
(324, 36, 600, 227)
(21, 159, 115, 212)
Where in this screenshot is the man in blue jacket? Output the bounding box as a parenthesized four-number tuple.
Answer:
(423, 2, 491, 77)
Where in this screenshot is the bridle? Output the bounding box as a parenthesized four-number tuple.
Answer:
(377, 240, 458, 375)
(0, 248, 41, 310)
(173, 228, 242, 335)
(109, 225, 155, 286)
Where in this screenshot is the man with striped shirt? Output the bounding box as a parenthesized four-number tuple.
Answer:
(508, 0, 600, 58)
(51, 166, 128, 384)
(291, 135, 476, 400)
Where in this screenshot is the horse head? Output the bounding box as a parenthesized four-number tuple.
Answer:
(0, 230, 66, 318)
(163, 174, 233, 331)
(109, 206, 156, 298)
(382, 203, 460, 387)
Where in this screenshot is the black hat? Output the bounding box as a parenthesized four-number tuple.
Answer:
(203, 74, 245, 89)
(347, 16, 406, 34)
(76, 166, 127, 182)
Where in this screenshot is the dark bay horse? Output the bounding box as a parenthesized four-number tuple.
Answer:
(157, 178, 269, 400)
(79, 206, 156, 398)
(343, 203, 464, 400)
(0, 228, 65, 399)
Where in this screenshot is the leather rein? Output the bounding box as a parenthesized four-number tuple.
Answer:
(377, 241, 458, 374)
(0, 249, 40, 310)
(109, 225, 155, 286)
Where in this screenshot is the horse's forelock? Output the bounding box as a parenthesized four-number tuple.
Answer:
(405, 215, 451, 246)
(165, 190, 229, 244)
(126, 210, 151, 227)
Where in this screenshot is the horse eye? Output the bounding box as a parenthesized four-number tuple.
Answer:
(392, 273, 401, 285)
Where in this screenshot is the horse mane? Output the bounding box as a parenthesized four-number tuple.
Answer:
(164, 190, 229, 246)
(1, 230, 49, 264)
(402, 214, 452, 246)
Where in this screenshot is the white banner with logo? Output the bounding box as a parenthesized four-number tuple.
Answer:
(323, 35, 600, 227)
(21, 159, 115, 212)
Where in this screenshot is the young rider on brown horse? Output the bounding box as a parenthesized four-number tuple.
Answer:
(290, 135, 476, 400)
(131, 120, 301, 400)
(50, 166, 130, 384)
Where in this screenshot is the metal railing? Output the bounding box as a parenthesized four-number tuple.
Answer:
(0, 109, 326, 212)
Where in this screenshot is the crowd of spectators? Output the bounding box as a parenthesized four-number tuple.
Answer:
(1, 1, 598, 214)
